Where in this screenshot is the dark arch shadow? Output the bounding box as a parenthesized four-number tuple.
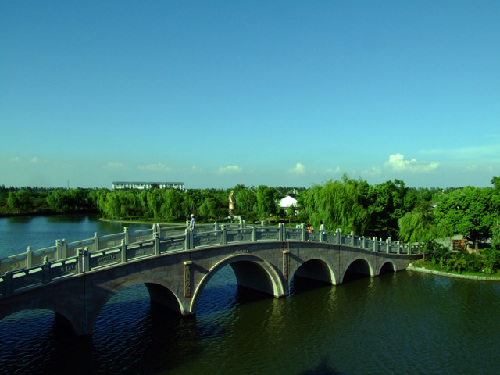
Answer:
(342, 259, 371, 283)
(379, 261, 396, 275)
(290, 259, 333, 295)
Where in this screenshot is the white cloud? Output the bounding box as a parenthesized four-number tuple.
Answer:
(362, 166, 382, 177)
(107, 162, 124, 168)
(421, 144, 500, 160)
(289, 162, 306, 174)
(138, 162, 171, 171)
(217, 165, 242, 174)
(324, 166, 342, 174)
(385, 153, 439, 172)
(465, 164, 494, 172)
(29, 156, 47, 163)
(10, 157, 20, 162)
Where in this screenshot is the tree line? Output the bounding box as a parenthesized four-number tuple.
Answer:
(2, 177, 499, 251)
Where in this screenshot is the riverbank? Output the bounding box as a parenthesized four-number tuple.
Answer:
(407, 263, 500, 281)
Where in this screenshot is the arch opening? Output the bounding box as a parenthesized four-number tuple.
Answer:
(291, 259, 333, 295)
(343, 259, 372, 283)
(93, 283, 153, 336)
(191, 255, 283, 315)
(230, 260, 274, 296)
(91, 283, 190, 374)
(380, 261, 396, 275)
(0, 308, 93, 374)
(146, 282, 182, 314)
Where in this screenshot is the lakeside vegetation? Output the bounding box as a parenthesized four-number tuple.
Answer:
(2, 176, 500, 275)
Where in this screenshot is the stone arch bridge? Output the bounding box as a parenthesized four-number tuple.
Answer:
(0, 223, 422, 336)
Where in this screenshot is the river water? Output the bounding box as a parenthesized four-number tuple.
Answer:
(1, 215, 499, 375)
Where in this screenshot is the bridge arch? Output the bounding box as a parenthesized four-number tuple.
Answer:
(0, 293, 84, 336)
(379, 261, 396, 274)
(190, 254, 285, 314)
(85, 271, 185, 335)
(342, 258, 373, 283)
(290, 258, 338, 290)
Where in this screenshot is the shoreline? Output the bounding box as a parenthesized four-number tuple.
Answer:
(407, 265, 500, 281)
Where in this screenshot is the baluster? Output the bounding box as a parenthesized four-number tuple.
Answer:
(123, 227, 129, 245)
(154, 232, 160, 255)
(184, 229, 190, 250)
(55, 240, 61, 261)
(26, 246, 32, 269)
(43, 256, 52, 284)
(94, 232, 99, 252)
(120, 240, 127, 263)
(61, 239, 67, 259)
(222, 225, 227, 245)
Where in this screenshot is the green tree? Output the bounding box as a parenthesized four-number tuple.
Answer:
(199, 197, 218, 220)
(491, 176, 500, 190)
(254, 185, 279, 219)
(434, 186, 497, 248)
(147, 189, 164, 218)
(366, 179, 414, 239)
(296, 175, 369, 234)
(7, 190, 33, 211)
(234, 186, 257, 221)
(160, 189, 183, 221)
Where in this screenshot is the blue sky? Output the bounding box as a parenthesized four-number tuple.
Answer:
(1, 1, 499, 189)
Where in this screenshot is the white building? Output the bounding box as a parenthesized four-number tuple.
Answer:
(279, 195, 298, 210)
(112, 181, 185, 191)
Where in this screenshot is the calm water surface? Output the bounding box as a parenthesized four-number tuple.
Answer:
(1, 216, 500, 374)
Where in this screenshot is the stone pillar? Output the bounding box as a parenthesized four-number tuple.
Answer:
(123, 227, 130, 245)
(120, 240, 127, 263)
(336, 229, 342, 245)
(94, 232, 99, 252)
(251, 226, 256, 242)
(61, 239, 67, 259)
(373, 237, 378, 252)
(77, 248, 84, 273)
(222, 225, 227, 245)
(42, 256, 51, 284)
(152, 223, 158, 240)
(83, 248, 90, 271)
(283, 249, 290, 283)
(154, 232, 160, 255)
(184, 229, 190, 250)
(56, 240, 61, 261)
(26, 246, 32, 269)
(184, 261, 192, 298)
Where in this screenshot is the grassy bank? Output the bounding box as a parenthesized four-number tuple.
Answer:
(408, 259, 500, 280)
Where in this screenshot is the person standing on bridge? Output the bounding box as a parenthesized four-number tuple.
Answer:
(189, 214, 196, 231)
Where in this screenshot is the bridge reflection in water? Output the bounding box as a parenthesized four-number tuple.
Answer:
(0, 222, 421, 336)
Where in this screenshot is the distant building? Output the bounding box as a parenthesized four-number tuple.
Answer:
(112, 181, 185, 191)
(280, 194, 298, 210)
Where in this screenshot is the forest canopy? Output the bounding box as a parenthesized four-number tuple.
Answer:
(1, 176, 499, 247)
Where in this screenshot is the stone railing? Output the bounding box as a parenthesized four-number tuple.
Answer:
(0, 222, 420, 297)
